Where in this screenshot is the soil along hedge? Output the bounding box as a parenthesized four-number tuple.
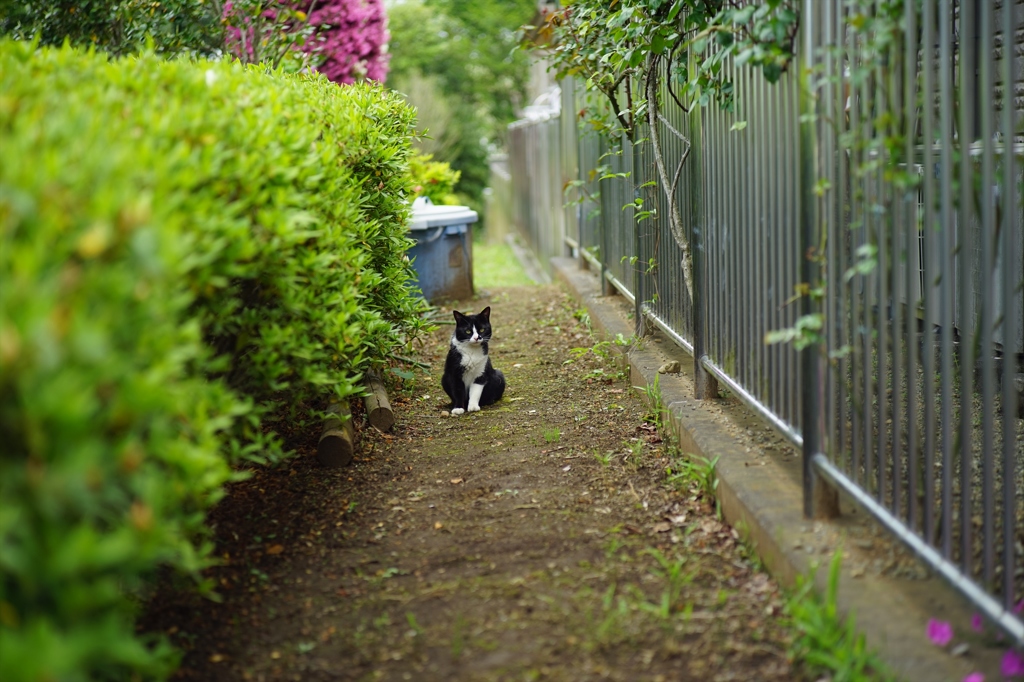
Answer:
(0, 40, 425, 680)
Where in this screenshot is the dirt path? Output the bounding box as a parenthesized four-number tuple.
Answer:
(142, 285, 802, 681)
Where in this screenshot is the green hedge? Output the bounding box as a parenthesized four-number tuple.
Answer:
(0, 40, 426, 681)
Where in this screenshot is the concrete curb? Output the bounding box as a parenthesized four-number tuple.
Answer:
(552, 256, 1004, 682)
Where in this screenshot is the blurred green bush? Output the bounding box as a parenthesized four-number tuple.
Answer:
(409, 153, 462, 206)
(0, 40, 427, 681)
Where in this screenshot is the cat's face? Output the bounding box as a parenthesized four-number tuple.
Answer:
(452, 307, 492, 345)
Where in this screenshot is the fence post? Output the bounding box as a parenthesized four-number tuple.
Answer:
(800, 0, 839, 519)
(689, 91, 718, 400)
(631, 132, 649, 337)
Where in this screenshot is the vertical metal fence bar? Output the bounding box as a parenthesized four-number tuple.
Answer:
(838, 4, 852, 477)
(889, 4, 905, 518)
(876, 37, 889, 506)
(755, 61, 767, 407)
(727, 72, 737, 387)
(886, 8, 901, 516)
(903, 0, 919, 531)
(768, 61, 781, 426)
(716, 94, 724, 372)
(957, 0, 976, 575)
(850, 18, 869, 491)
(742, 64, 753, 399)
(979, 0, 996, 589)
(800, 0, 820, 517)
(783, 64, 795, 429)
(922, 0, 938, 545)
(998, 0, 1019, 614)
(939, 0, 955, 561)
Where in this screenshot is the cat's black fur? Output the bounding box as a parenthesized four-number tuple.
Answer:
(441, 306, 505, 415)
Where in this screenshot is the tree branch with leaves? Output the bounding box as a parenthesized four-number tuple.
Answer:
(525, 0, 799, 302)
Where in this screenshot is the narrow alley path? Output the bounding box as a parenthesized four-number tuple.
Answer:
(142, 285, 800, 682)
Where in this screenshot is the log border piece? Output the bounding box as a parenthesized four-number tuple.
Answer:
(363, 371, 396, 432)
(317, 402, 354, 467)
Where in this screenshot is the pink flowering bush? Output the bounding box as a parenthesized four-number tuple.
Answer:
(224, 0, 389, 84)
(298, 0, 389, 83)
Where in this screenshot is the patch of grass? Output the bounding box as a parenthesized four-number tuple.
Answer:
(624, 438, 645, 469)
(565, 339, 613, 365)
(640, 548, 694, 620)
(786, 552, 896, 682)
(593, 448, 614, 467)
(634, 374, 665, 428)
(473, 240, 536, 288)
(665, 453, 720, 517)
(543, 427, 561, 444)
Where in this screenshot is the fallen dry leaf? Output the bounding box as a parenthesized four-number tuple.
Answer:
(266, 544, 284, 555)
(434, 521, 443, 530)
(450, 478, 464, 485)
(652, 522, 672, 534)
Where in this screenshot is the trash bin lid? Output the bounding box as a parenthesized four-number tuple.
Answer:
(409, 196, 479, 230)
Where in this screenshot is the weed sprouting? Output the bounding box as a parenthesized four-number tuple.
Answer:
(405, 612, 425, 637)
(566, 340, 613, 365)
(603, 536, 626, 559)
(624, 438, 645, 469)
(786, 552, 895, 681)
(634, 374, 665, 428)
(665, 453, 720, 517)
(641, 548, 693, 619)
(593, 448, 614, 467)
(543, 427, 561, 444)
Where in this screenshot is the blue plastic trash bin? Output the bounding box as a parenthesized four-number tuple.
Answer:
(407, 197, 478, 302)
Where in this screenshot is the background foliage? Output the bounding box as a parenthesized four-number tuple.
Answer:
(0, 0, 391, 84)
(0, 0, 225, 55)
(0, 40, 425, 681)
(387, 0, 536, 212)
(410, 154, 462, 206)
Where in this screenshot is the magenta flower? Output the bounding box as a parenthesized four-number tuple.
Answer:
(1015, 599, 1024, 615)
(1002, 650, 1024, 677)
(963, 674, 984, 682)
(970, 613, 984, 633)
(927, 618, 954, 646)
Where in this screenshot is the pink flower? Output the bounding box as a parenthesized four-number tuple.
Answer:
(970, 613, 984, 633)
(1002, 650, 1024, 677)
(927, 618, 954, 646)
(963, 674, 984, 682)
(1015, 599, 1024, 615)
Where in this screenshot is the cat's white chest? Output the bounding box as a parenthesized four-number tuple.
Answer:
(453, 339, 488, 387)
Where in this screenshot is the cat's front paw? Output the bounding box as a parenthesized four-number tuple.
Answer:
(467, 404, 480, 413)
(450, 408, 465, 416)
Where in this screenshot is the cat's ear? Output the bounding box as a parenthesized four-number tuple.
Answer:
(478, 306, 491, 320)
(452, 310, 466, 322)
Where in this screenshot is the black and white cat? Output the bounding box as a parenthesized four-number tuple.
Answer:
(442, 306, 506, 415)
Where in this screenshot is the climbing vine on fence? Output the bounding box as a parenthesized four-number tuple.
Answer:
(523, 0, 799, 301)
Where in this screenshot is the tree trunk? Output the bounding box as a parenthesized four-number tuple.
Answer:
(645, 54, 694, 304)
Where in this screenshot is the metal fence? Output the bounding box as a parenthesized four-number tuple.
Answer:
(503, 0, 1024, 642)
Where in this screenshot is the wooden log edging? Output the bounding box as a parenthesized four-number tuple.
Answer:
(317, 402, 354, 467)
(363, 371, 395, 432)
